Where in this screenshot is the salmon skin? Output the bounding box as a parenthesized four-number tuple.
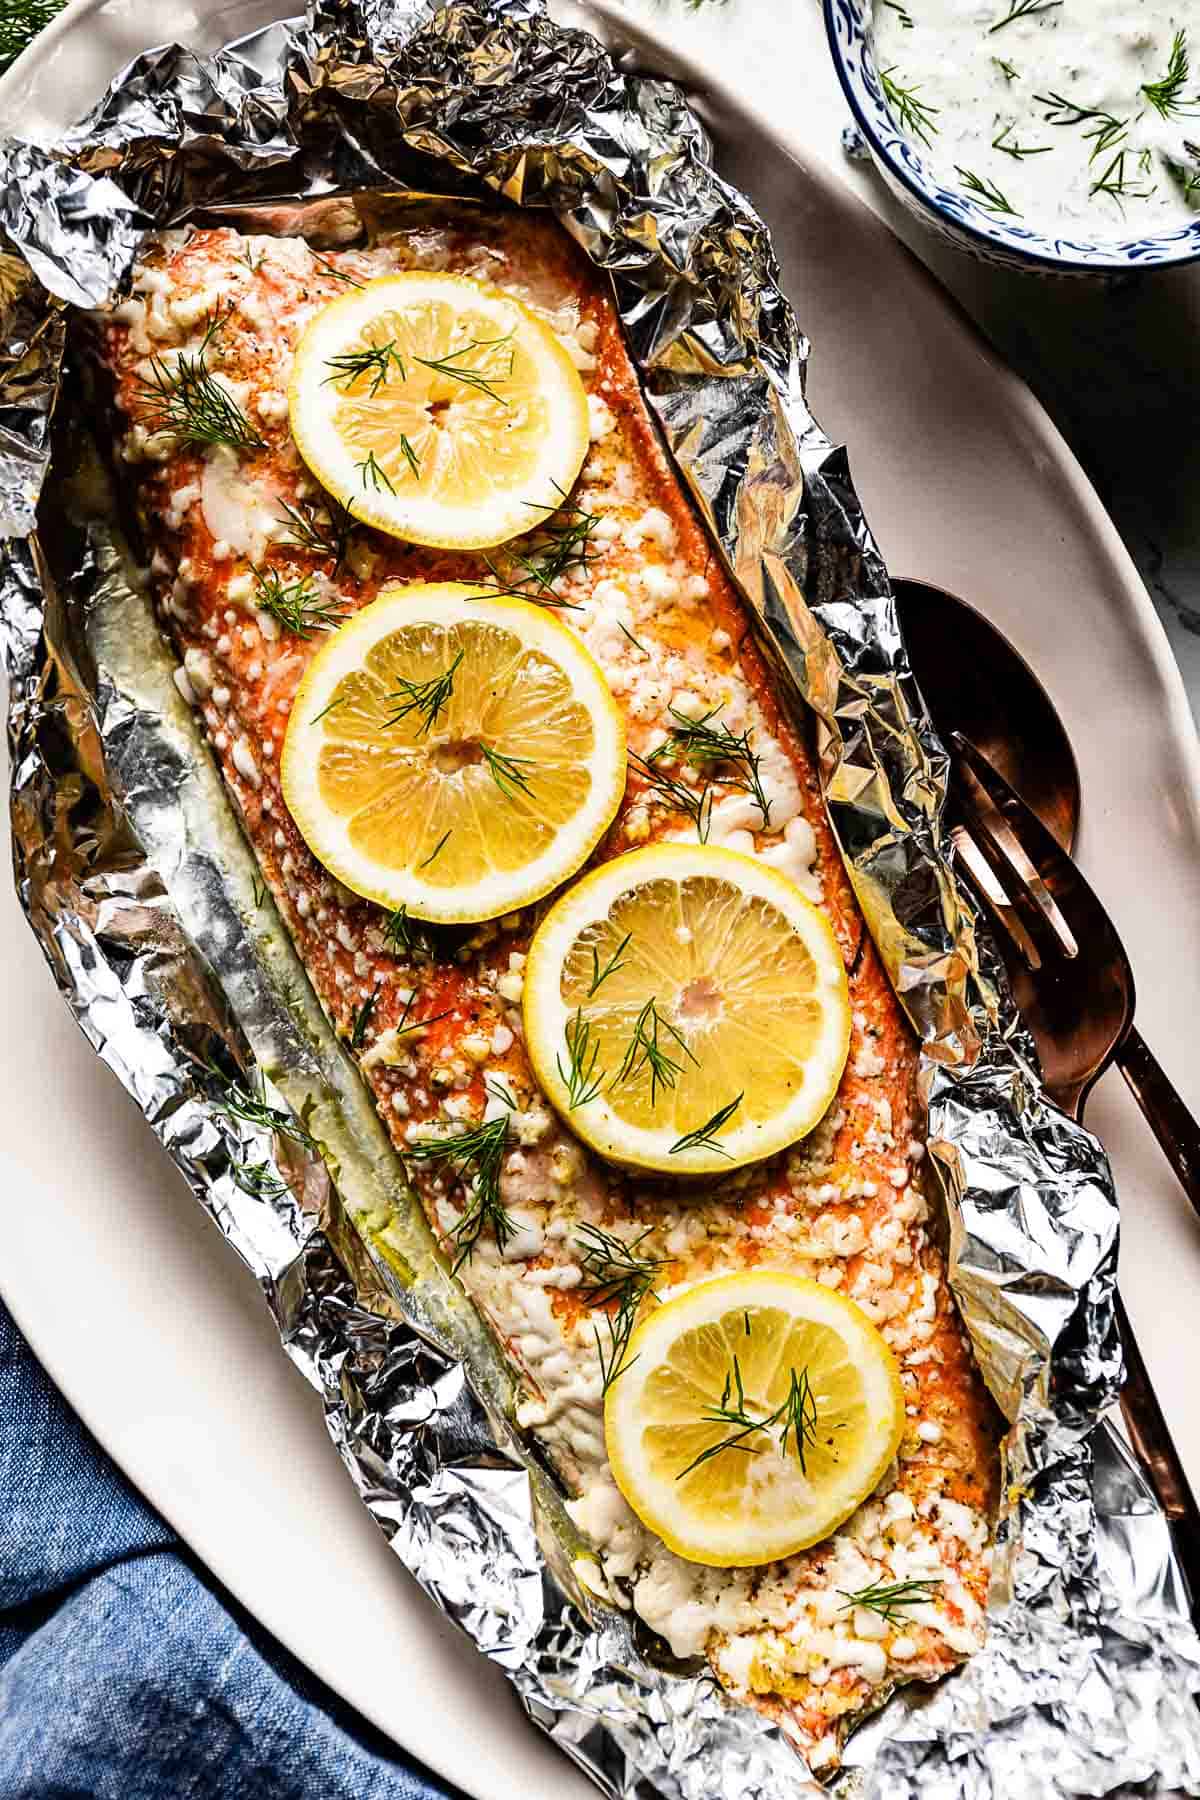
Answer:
(89, 207, 999, 1769)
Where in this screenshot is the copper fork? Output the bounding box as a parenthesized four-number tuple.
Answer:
(949, 730, 1200, 1611)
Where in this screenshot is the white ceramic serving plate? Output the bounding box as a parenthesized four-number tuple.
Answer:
(2, 4, 1200, 1796)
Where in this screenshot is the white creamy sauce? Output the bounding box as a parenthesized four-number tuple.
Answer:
(872, 0, 1200, 239)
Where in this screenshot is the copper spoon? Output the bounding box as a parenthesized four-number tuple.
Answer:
(895, 577, 1200, 1217)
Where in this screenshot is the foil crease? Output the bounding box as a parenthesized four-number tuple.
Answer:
(2, 3, 1199, 1796)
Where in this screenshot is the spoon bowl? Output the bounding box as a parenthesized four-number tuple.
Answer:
(893, 577, 1080, 853)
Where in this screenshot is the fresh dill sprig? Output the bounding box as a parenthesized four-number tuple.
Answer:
(231, 1158, 290, 1200)
(576, 1222, 668, 1394)
(955, 165, 1022, 214)
(881, 0, 913, 26)
(675, 1354, 820, 1481)
(993, 57, 1019, 81)
(648, 703, 772, 828)
(988, 0, 1060, 33)
(398, 435, 421, 480)
(612, 997, 698, 1106)
(323, 339, 406, 395)
(991, 123, 1053, 159)
(1167, 143, 1200, 203)
(1089, 147, 1155, 205)
(879, 66, 940, 148)
(385, 650, 463, 734)
(390, 991, 452, 1045)
(557, 1008, 605, 1108)
(312, 695, 346, 724)
(669, 1093, 743, 1158)
(576, 1222, 669, 1309)
(480, 744, 536, 802)
(278, 496, 355, 569)
(356, 449, 395, 495)
(838, 1578, 942, 1622)
(207, 1062, 317, 1152)
(0, 0, 67, 75)
(382, 903, 423, 957)
(415, 334, 514, 404)
(480, 493, 599, 609)
(407, 1114, 514, 1271)
(313, 255, 365, 287)
(251, 564, 347, 639)
(348, 987, 380, 1050)
(1142, 29, 1197, 119)
(237, 245, 264, 274)
(592, 1309, 639, 1394)
(418, 830, 452, 870)
(251, 874, 267, 909)
(134, 309, 266, 455)
(617, 621, 650, 659)
(628, 749, 714, 842)
(588, 931, 632, 997)
(777, 1368, 820, 1467)
(1034, 92, 1128, 161)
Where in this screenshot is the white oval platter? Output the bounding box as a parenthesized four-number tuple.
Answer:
(1, 4, 1199, 1798)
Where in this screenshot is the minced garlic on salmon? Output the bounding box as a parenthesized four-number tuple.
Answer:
(87, 210, 1000, 1770)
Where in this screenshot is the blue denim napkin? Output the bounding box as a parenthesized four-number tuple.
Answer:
(0, 1297, 459, 1800)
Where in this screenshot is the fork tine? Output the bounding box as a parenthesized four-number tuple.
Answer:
(951, 822, 1045, 972)
(951, 733, 1080, 961)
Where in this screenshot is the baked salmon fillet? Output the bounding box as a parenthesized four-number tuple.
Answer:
(87, 209, 1000, 1769)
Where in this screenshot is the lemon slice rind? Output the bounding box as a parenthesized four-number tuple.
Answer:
(605, 1271, 906, 1568)
(523, 843, 851, 1173)
(287, 273, 590, 550)
(280, 583, 626, 922)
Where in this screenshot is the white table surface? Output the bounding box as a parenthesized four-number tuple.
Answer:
(624, 0, 1200, 722)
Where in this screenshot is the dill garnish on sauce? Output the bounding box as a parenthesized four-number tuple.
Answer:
(879, 66, 940, 148)
(1142, 29, 1198, 120)
(955, 164, 1022, 214)
(988, 0, 1060, 34)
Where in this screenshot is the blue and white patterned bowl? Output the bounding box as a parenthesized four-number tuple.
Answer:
(823, 0, 1200, 275)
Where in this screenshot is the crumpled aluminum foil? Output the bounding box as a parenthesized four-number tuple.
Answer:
(2, 2, 1199, 1795)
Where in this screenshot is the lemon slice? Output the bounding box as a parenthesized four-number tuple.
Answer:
(606, 1271, 905, 1567)
(287, 273, 590, 549)
(523, 843, 851, 1173)
(280, 584, 626, 921)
